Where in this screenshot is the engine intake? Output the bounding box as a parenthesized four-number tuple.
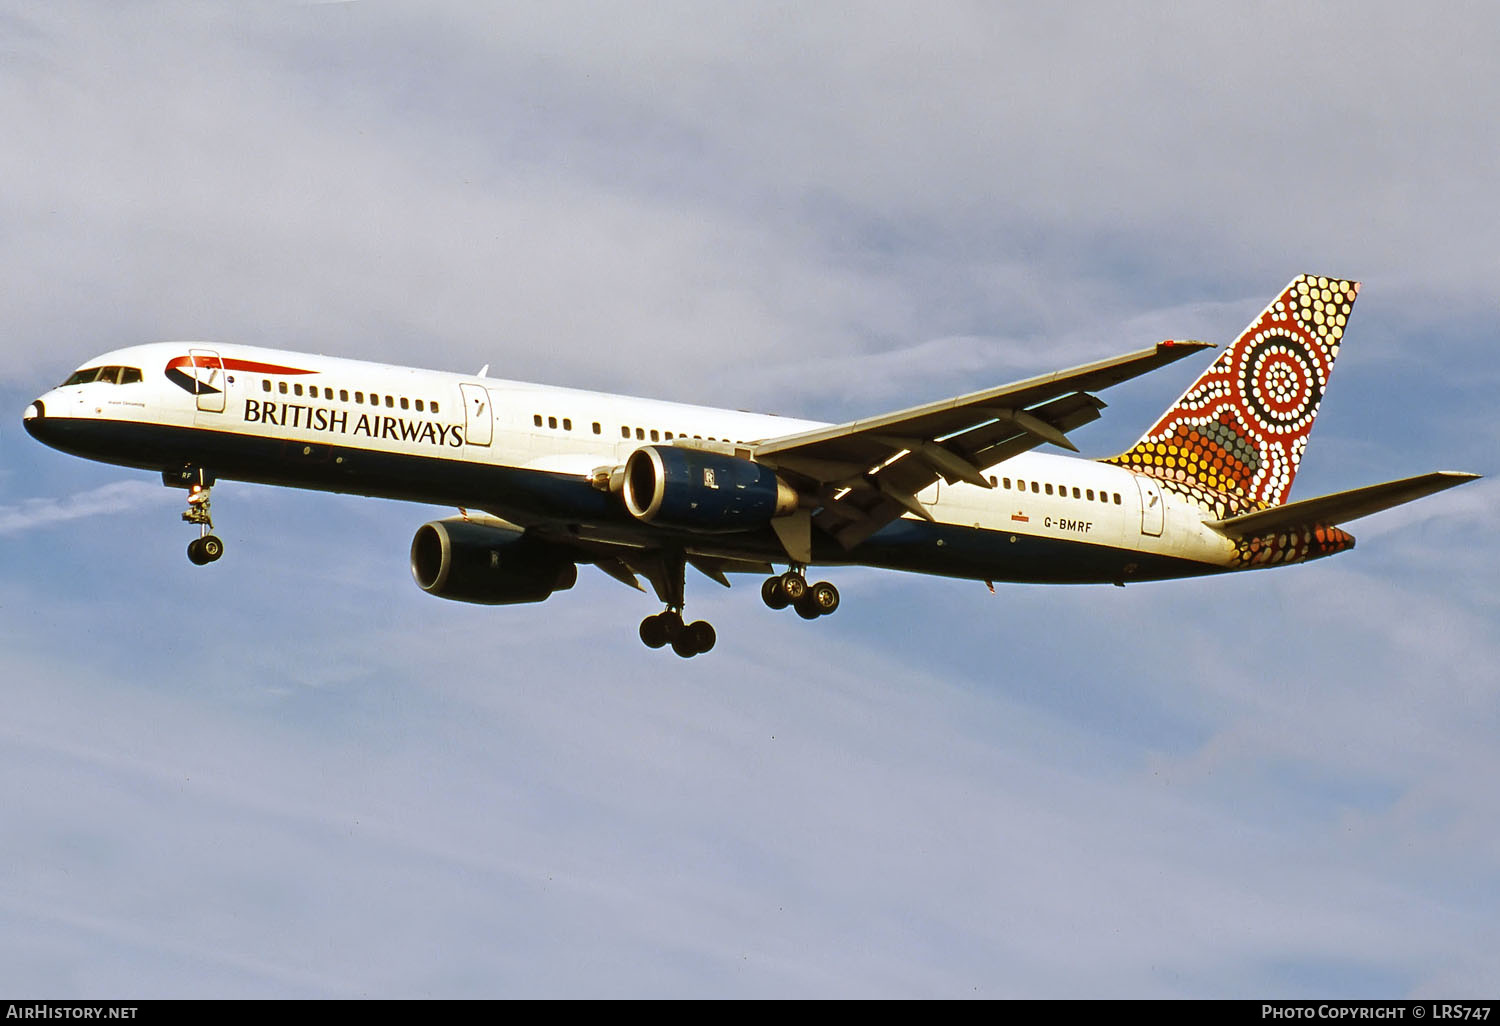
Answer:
(622, 445, 798, 531)
(410, 519, 577, 605)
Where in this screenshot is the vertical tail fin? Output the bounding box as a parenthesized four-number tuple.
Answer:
(1104, 274, 1359, 514)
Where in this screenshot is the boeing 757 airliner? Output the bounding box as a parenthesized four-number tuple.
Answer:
(23, 275, 1477, 656)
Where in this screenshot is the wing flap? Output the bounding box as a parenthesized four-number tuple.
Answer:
(752, 340, 1210, 552)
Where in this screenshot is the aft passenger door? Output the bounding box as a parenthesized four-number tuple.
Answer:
(1134, 475, 1164, 537)
(460, 383, 492, 447)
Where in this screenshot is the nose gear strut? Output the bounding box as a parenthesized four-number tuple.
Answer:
(171, 467, 224, 565)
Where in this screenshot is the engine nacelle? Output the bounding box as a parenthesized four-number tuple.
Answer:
(410, 519, 577, 605)
(621, 445, 798, 531)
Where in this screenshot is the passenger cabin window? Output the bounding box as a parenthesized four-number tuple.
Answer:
(262, 379, 272, 392)
(401, 397, 410, 410)
(430, 401, 439, 413)
(415, 399, 424, 412)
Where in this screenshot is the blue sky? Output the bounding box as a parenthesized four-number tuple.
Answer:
(1, 1, 1496, 998)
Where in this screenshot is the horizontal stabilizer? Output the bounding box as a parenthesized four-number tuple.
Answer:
(1206, 471, 1480, 538)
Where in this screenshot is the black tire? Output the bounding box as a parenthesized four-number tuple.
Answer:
(761, 576, 790, 610)
(200, 535, 224, 562)
(639, 614, 669, 649)
(187, 538, 209, 566)
(686, 620, 716, 654)
(660, 610, 683, 641)
(811, 581, 839, 615)
(779, 571, 806, 603)
(671, 633, 699, 658)
(794, 593, 821, 620)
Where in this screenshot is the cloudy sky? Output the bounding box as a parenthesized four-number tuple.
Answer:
(2, 0, 1496, 998)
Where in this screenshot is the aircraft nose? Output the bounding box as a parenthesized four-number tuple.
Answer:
(22, 399, 45, 439)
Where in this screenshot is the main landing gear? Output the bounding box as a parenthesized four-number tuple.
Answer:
(176, 472, 224, 566)
(631, 557, 838, 657)
(761, 569, 839, 620)
(639, 609, 717, 658)
(637, 549, 717, 658)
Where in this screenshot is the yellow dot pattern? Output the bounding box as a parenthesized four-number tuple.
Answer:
(1105, 275, 1358, 524)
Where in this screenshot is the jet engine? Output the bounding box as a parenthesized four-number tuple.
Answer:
(410, 519, 577, 605)
(621, 445, 798, 531)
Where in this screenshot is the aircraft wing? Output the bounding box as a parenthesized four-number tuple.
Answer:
(752, 340, 1214, 551)
(1206, 471, 1480, 538)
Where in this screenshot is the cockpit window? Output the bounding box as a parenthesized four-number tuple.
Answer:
(61, 365, 143, 386)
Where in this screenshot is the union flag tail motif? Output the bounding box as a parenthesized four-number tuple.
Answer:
(1104, 274, 1359, 515)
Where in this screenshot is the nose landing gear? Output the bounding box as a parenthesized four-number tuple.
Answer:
(176, 474, 224, 565)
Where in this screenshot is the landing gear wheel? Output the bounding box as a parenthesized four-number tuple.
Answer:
(779, 570, 807, 603)
(794, 593, 822, 620)
(761, 576, 791, 610)
(810, 581, 839, 616)
(639, 610, 683, 649)
(671, 620, 716, 658)
(187, 538, 209, 565)
(688, 620, 715, 654)
(638, 552, 716, 656)
(199, 535, 224, 562)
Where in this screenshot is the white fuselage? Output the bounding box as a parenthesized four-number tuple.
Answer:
(25, 341, 1240, 583)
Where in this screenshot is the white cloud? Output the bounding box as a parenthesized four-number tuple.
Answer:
(0, 479, 171, 536)
(1, 0, 1496, 998)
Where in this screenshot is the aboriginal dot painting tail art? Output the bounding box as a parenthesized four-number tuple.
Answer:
(1104, 274, 1359, 516)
